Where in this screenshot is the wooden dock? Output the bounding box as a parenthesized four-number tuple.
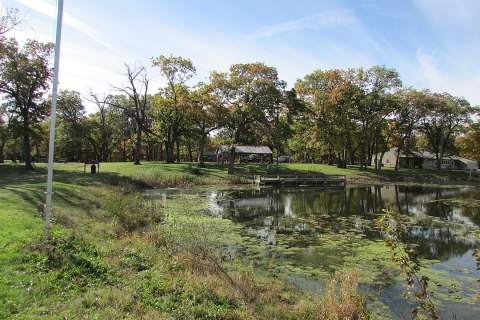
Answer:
(253, 174, 346, 187)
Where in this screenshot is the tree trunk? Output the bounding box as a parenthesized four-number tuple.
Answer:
(122, 139, 127, 161)
(227, 146, 235, 174)
(23, 119, 33, 170)
(437, 126, 444, 171)
(359, 144, 367, 170)
(187, 142, 192, 162)
(0, 144, 4, 163)
(394, 147, 401, 171)
(134, 125, 141, 165)
(176, 139, 180, 163)
(23, 137, 33, 169)
(377, 152, 386, 173)
(197, 133, 207, 168)
(166, 140, 175, 163)
(368, 141, 375, 166)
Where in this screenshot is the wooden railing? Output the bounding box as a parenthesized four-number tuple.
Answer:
(253, 174, 346, 187)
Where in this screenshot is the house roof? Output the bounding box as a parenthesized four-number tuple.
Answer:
(453, 156, 477, 165)
(390, 148, 477, 165)
(216, 145, 273, 154)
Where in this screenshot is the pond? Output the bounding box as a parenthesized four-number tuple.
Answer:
(149, 185, 480, 318)
(205, 185, 480, 319)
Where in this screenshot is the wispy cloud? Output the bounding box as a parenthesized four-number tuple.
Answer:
(250, 9, 355, 39)
(413, 47, 480, 105)
(413, 0, 479, 30)
(16, 0, 117, 52)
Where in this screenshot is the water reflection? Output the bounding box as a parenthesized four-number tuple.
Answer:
(150, 186, 480, 319)
(210, 186, 480, 261)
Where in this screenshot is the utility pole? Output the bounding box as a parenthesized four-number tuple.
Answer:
(44, 0, 64, 237)
(275, 105, 279, 172)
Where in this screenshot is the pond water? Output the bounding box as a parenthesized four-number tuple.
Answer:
(205, 186, 480, 319)
(149, 185, 480, 318)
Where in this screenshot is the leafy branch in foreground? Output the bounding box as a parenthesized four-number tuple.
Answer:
(473, 231, 480, 300)
(377, 210, 441, 320)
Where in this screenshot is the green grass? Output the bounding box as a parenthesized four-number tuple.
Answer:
(0, 162, 321, 319)
(0, 160, 477, 319)
(5, 160, 475, 187)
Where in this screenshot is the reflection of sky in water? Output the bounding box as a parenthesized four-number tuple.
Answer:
(450, 207, 476, 226)
(378, 250, 480, 320)
(206, 187, 480, 258)
(205, 186, 480, 318)
(148, 186, 480, 319)
(284, 195, 294, 217)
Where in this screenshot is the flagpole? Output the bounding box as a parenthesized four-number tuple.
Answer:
(45, 0, 64, 237)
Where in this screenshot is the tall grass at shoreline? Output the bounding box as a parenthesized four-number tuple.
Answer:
(3, 160, 477, 319)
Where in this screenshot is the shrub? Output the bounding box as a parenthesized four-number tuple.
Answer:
(102, 191, 163, 235)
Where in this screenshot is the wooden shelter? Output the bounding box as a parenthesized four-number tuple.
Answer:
(216, 145, 273, 163)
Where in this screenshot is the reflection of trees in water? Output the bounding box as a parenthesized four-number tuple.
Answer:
(212, 186, 480, 259)
(459, 206, 480, 225)
(216, 187, 480, 225)
(405, 224, 477, 260)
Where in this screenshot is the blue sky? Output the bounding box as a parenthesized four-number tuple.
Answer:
(2, 0, 480, 112)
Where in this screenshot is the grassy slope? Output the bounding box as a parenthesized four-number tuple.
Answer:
(0, 161, 478, 319)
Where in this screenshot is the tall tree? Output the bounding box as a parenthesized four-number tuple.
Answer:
(111, 64, 150, 165)
(0, 38, 53, 169)
(389, 88, 428, 170)
(87, 92, 115, 162)
(456, 117, 480, 165)
(105, 95, 136, 162)
(248, 88, 303, 161)
(151, 55, 196, 163)
(55, 90, 88, 161)
(352, 66, 402, 170)
(295, 69, 361, 167)
(420, 91, 473, 171)
(211, 62, 285, 174)
(188, 82, 226, 167)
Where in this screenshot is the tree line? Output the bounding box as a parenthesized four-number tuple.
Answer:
(1, 11, 479, 172)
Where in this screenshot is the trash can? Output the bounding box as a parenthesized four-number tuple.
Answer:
(90, 163, 97, 174)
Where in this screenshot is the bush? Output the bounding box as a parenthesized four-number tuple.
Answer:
(102, 191, 163, 235)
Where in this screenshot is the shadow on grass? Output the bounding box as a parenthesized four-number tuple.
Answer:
(0, 164, 134, 188)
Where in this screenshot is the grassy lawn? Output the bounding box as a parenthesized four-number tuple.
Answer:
(0, 161, 478, 319)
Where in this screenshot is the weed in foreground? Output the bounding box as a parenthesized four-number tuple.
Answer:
(378, 210, 441, 319)
(314, 270, 369, 320)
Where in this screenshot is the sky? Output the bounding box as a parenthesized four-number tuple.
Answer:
(1, 0, 480, 113)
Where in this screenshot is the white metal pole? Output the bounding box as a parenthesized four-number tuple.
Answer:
(45, 0, 64, 237)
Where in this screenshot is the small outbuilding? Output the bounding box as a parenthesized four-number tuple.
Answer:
(199, 150, 217, 162)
